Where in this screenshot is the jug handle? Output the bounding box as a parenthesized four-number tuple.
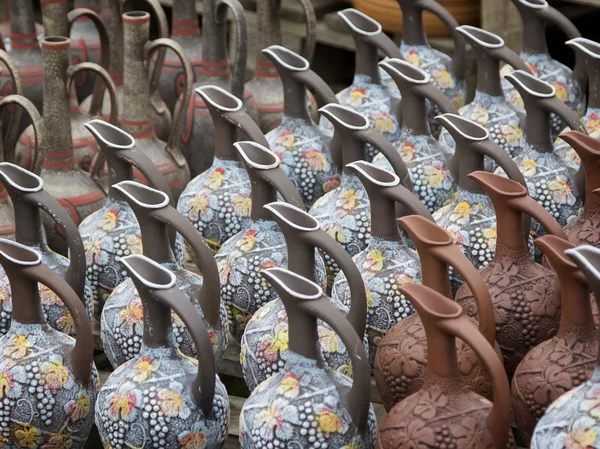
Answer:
(67, 62, 118, 126)
(256, 165, 305, 210)
(363, 30, 403, 60)
(412, 81, 459, 116)
(292, 69, 338, 109)
(22, 263, 94, 385)
(537, 95, 586, 136)
(150, 207, 222, 328)
(504, 194, 568, 240)
(473, 139, 527, 189)
(0, 95, 44, 175)
(382, 183, 435, 221)
(293, 0, 317, 62)
(300, 229, 367, 337)
(145, 39, 194, 168)
(439, 316, 511, 449)
(490, 45, 530, 74)
(216, 0, 248, 102)
(223, 110, 270, 149)
(0, 49, 25, 157)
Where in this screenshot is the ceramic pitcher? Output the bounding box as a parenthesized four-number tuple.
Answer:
(96, 254, 229, 449)
(241, 201, 366, 391)
(240, 267, 376, 449)
(262, 45, 340, 207)
(0, 238, 97, 449)
(70, 0, 102, 102)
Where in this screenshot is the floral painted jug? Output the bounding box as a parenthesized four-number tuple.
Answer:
(322, 8, 404, 160)
(216, 141, 316, 345)
(96, 254, 229, 449)
(102, 180, 227, 369)
(375, 215, 501, 411)
(499, 70, 585, 237)
(371, 58, 459, 212)
(0, 162, 91, 337)
(241, 267, 376, 449)
(377, 283, 514, 449)
(456, 171, 567, 378)
(177, 85, 269, 253)
(262, 45, 340, 207)
(501, 0, 586, 135)
(309, 103, 411, 285)
(331, 160, 434, 368)
(0, 238, 97, 449)
(438, 26, 530, 160)
(512, 235, 595, 444)
(78, 119, 180, 331)
(241, 201, 366, 391)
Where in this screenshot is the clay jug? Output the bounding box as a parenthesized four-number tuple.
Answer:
(0, 162, 91, 337)
(371, 58, 459, 212)
(438, 26, 530, 160)
(245, 0, 316, 132)
(16, 10, 117, 172)
(331, 160, 434, 368)
(177, 85, 269, 252)
(216, 141, 317, 344)
(0, 238, 97, 448)
(102, 180, 227, 369)
(241, 267, 376, 448)
(241, 201, 366, 390)
(322, 8, 404, 160)
(500, 70, 585, 236)
(175, 0, 259, 178)
(262, 45, 340, 207)
(70, 0, 102, 102)
(501, 0, 586, 135)
(78, 119, 182, 330)
(309, 103, 411, 285)
(377, 282, 514, 449)
(512, 235, 595, 444)
(432, 113, 528, 291)
(0, 37, 108, 255)
(374, 215, 500, 411)
(97, 254, 229, 449)
(455, 171, 567, 377)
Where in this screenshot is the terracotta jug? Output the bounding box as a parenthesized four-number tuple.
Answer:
(322, 8, 404, 160)
(262, 45, 340, 207)
(432, 113, 527, 291)
(241, 267, 376, 448)
(371, 58, 459, 212)
(216, 141, 318, 345)
(16, 8, 117, 172)
(0, 37, 108, 255)
(0, 162, 91, 337)
(0, 238, 97, 448)
(500, 70, 585, 236)
(70, 0, 102, 102)
(501, 0, 586, 135)
(309, 103, 411, 285)
(331, 160, 434, 368)
(374, 214, 500, 411)
(177, 85, 268, 253)
(78, 119, 183, 330)
(512, 235, 595, 444)
(377, 282, 514, 449)
(241, 201, 366, 390)
(455, 171, 567, 377)
(97, 254, 230, 449)
(438, 26, 530, 161)
(175, 0, 259, 178)
(245, 0, 316, 132)
(102, 180, 227, 369)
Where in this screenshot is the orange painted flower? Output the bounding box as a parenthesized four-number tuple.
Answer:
(500, 123, 523, 143)
(548, 178, 576, 205)
(132, 356, 155, 382)
(158, 389, 184, 417)
(564, 427, 597, 449)
(204, 168, 225, 190)
(4, 335, 30, 359)
(40, 287, 62, 306)
(564, 148, 581, 166)
(324, 222, 345, 243)
(276, 374, 299, 398)
(67, 394, 91, 422)
(98, 210, 119, 231)
(119, 302, 144, 326)
(552, 81, 569, 102)
(260, 327, 288, 360)
(41, 360, 69, 392)
(303, 149, 328, 171)
(237, 230, 257, 252)
(108, 392, 137, 419)
(232, 194, 252, 217)
(424, 162, 448, 188)
(432, 69, 454, 89)
(588, 111, 600, 137)
(519, 158, 537, 176)
(323, 176, 341, 193)
(470, 107, 489, 125)
(525, 61, 539, 76)
(452, 93, 465, 109)
(348, 88, 366, 107)
(450, 201, 472, 224)
(316, 409, 343, 433)
(363, 249, 384, 274)
(179, 431, 207, 449)
(56, 311, 75, 335)
(400, 142, 417, 163)
(337, 190, 359, 216)
(187, 194, 209, 221)
(318, 327, 340, 354)
(277, 131, 295, 150)
(405, 50, 422, 67)
(0, 370, 14, 398)
(394, 273, 414, 287)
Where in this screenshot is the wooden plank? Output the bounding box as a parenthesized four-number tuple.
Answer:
(481, 0, 522, 52)
(237, 0, 346, 21)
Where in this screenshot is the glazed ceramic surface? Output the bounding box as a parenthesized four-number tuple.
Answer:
(554, 108, 600, 177)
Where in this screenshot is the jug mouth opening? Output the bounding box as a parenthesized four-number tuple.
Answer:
(504, 70, 555, 98)
(85, 120, 135, 149)
(457, 26, 504, 49)
(122, 11, 151, 24)
(435, 114, 489, 141)
(264, 202, 320, 232)
(234, 141, 280, 170)
(195, 85, 243, 112)
(262, 45, 309, 72)
(262, 267, 323, 300)
(0, 239, 42, 266)
(120, 254, 176, 290)
(397, 216, 453, 246)
(41, 36, 70, 50)
(113, 180, 170, 209)
(516, 0, 548, 9)
(399, 284, 462, 319)
(468, 171, 527, 196)
(380, 59, 430, 84)
(566, 245, 600, 280)
(0, 163, 44, 192)
(319, 104, 369, 130)
(566, 37, 600, 59)
(338, 8, 382, 36)
(347, 161, 399, 187)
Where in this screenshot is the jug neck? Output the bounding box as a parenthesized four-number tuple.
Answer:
(201, 0, 231, 69)
(424, 324, 461, 379)
(13, 198, 42, 247)
(284, 236, 317, 280)
(4, 265, 45, 324)
(456, 150, 486, 193)
(281, 74, 312, 121)
(254, 0, 281, 80)
(212, 114, 238, 161)
(141, 288, 177, 348)
(525, 109, 553, 153)
(400, 2, 427, 46)
(355, 39, 381, 83)
(9, 0, 37, 42)
(558, 277, 593, 336)
(137, 213, 177, 264)
(493, 202, 529, 254)
(101, 0, 124, 86)
(341, 139, 367, 174)
(474, 48, 504, 97)
(172, 0, 201, 39)
(105, 152, 134, 196)
(585, 54, 600, 109)
(420, 251, 452, 297)
(519, 6, 549, 54)
(366, 190, 402, 241)
(399, 90, 430, 136)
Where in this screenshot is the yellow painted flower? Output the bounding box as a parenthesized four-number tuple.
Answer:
(588, 112, 600, 137)
(445, 225, 464, 245)
(158, 389, 183, 417)
(399, 142, 417, 163)
(261, 327, 289, 359)
(236, 230, 257, 252)
(218, 259, 232, 285)
(424, 162, 447, 188)
(525, 61, 539, 76)
(564, 427, 597, 449)
(276, 373, 299, 399)
(470, 107, 489, 125)
(0, 370, 13, 398)
(303, 149, 328, 171)
(552, 81, 569, 102)
(548, 179, 575, 205)
(15, 424, 40, 448)
(337, 190, 359, 215)
(179, 431, 207, 449)
(126, 235, 143, 254)
(482, 228, 497, 252)
(4, 335, 30, 359)
(500, 63, 513, 77)
(119, 302, 144, 326)
(108, 392, 137, 419)
(363, 250, 384, 274)
(500, 124, 523, 143)
(84, 240, 103, 266)
(187, 194, 209, 221)
(452, 93, 465, 109)
(318, 327, 340, 354)
(40, 287, 61, 306)
(405, 50, 422, 66)
(365, 287, 373, 308)
(508, 89, 524, 109)
(564, 148, 581, 166)
(316, 409, 343, 433)
(450, 201, 472, 224)
(98, 210, 119, 231)
(372, 113, 395, 134)
(348, 88, 366, 107)
(56, 311, 75, 335)
(432, 69, 454, 89)
(323, 176, 341, 193)
(277, 131, 295, 149)
(324, 222, 345, 244)
(41, 360, 69, 392)
(342, 442, 361, 449)
(67, 394, 91, 421)
(232, 193, 252, 217)
(43, 432, 72, 449)
(132, 356, 154, 382)
(519, 158, 537, 177)
(395, 273, 414, 286)
(240, 344, 247, 366)
(204, 168, 225, 190)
